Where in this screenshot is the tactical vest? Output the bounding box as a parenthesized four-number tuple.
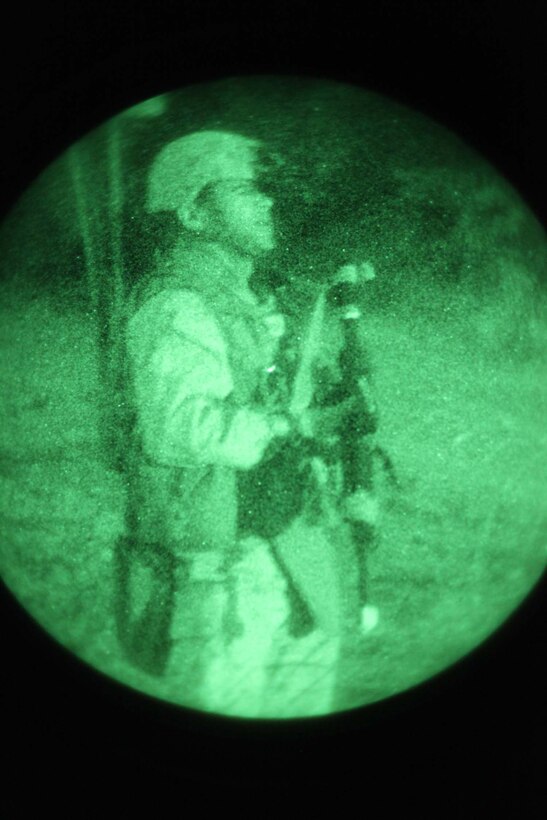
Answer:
(126, 240, 283, 549)
(134, 239, 279, 409)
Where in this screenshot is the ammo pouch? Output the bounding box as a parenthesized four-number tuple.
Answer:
(113, 535, 180, 676)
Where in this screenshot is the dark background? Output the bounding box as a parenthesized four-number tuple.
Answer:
(1, 0, 545, 810)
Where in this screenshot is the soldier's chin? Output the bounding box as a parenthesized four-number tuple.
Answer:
(243, 228, 275, 256)
(257, 230, 276, 252)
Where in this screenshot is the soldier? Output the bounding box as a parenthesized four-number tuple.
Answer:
(115, 129, 385, 716)
(115, 130, 294, 710)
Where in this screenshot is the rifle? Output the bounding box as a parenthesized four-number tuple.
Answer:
(289, 263, 396, 627)
(240, 263, 399, 635)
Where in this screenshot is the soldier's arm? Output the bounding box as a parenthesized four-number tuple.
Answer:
(127, 290, 288, 470)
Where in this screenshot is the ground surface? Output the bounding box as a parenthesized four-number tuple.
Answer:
(0, 295, 545, 717)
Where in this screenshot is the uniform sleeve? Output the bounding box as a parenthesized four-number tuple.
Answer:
(127, 289, 275, 470)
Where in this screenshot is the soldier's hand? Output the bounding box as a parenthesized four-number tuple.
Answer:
(269, 414, 291, 437)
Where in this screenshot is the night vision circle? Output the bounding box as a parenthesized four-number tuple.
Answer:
(0, 76, 545, 719)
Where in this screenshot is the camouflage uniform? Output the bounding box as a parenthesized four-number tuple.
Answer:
(121, 237, 289, 709)
(115, 130, 367, 716)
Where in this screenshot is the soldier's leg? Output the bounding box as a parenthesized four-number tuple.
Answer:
(165, 463, 244, 709)
(114, 456, 183, 676)
(205, 527, 344, 719)
(166, 549, 233, 712)
(260, 518, 346, 718)
(202, 535, 291, 717)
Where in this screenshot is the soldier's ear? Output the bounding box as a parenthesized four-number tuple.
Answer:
(177, 202, 207, 232)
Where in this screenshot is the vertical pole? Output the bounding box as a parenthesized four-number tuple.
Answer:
(107, 118, 125, 342)
(68, 125, 128, 471)
(106, 117, 131, 472)
(68, 141, 118, 461)
(67, 144, 100, 320)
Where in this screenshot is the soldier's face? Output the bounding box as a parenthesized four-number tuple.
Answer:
(197, 179, 276, 256)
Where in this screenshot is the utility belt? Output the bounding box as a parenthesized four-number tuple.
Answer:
(116, 535, 231, 584)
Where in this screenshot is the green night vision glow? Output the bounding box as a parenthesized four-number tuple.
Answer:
(0, 76, 545, 719)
